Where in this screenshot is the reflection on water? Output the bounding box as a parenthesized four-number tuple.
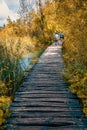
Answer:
(19, 54, 33, 71)
(19, 50, 43, 71)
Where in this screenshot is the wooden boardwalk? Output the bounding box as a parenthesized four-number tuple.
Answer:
(6, 44, 87, 130)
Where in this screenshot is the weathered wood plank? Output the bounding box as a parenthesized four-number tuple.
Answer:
(13, 97, 79, 103)
(6, 125, 87, 130)
(14, 93, 76, 98)
(10, 111, 84, 118)
(7, 117, 82, 126)
(15, 90, 70, 94)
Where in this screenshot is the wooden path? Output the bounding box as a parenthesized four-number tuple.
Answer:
(6, 44, 87, 130)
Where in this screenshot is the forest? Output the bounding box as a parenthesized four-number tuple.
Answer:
(0, 0, 87, 127)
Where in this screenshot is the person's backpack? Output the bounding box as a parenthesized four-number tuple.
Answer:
(60, 33, 64, 39)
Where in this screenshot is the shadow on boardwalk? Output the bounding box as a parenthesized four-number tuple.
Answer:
(6, 44, 87, 130)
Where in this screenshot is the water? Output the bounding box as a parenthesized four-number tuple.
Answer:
(19, 54, 33, 71)
(19, 50, 45, 71)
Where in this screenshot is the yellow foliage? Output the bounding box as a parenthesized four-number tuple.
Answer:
(0, 96, 11, 126)
(0, 96, 11, 104)
(0, 118, 5, 126)
(83, 108, 87, 117)
(30, 57, 39, 65)
(0, 110, 4, 117)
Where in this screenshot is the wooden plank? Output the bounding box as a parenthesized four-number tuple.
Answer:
(6, 125, 87, 130)
(10, 106, 83, 113)
(10, 111, 84, 118)
(14, 93, 76, 98)
(7, 117, 80, 125)
(13, 97, 79, 104)
(15, 90, 70, 94)
(11, 101, 80, 108)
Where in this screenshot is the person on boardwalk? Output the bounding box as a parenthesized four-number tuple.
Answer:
(59, 33, 64, 45)
(54, 32, 60, 45)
